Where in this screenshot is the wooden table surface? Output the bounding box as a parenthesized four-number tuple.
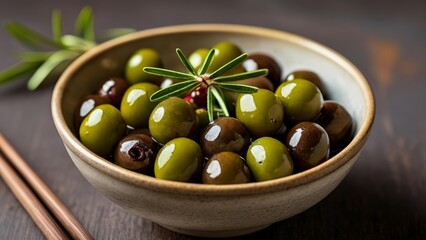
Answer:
(0, 1, 425, 239)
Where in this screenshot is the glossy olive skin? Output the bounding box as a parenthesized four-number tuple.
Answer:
(285, 70, 325, 94)
(236, 89, 284, 137)
(224, 76, 274, 112)
(189, 48, 209, 72)
(315, 101, 352, 149)
(196, 108, 210, 130)
(210, 41, 245, 74)
(120, 83, 160, 128)
(154, 137, 203, 182)
(79, 104, 126, 157)
(74, 94, 110, 130)
(200, 117, 251, 158)
(243, 53, 282, 87)
(246, 137, 293, 181)
(114, 133, 157, 172)
(285, 122, 330, 170)
(97, 77, 129, 107)
(149, 97, 198, 144)
(276, 79, 323, 124)
(125, 48, 163, 85)
(202, 152, 251, 184)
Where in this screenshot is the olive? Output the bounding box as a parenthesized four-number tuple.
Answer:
(114, 133, 158, 172)
(314, 101, 352, 150)
(74, 94, 110, 130)
(125, 48, 163, 85)
(189, 48, 209, 72)
(200, 117, 251, 158)
(236, 89, 284, 137)
(209, 41, 245, 74)
(154, 137, 203, 182)
(223, 76, 274, 112)
(196, 108, 210, 130)
(202, 152, 251, 184)
(97, 77, 129, 107)
(79, 104, 126, 157)
(120, 83, 160, 128)
(285, 70, 325, 95)
(246, 137, 293, 181)
(183, 85, 207, 109)
(149, 97, 198, 144)
(242, 53, 282, 87)
(275, 79, 323, 124)
(285, 122, 330, 170)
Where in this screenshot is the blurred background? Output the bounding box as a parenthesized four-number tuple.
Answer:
(0, 0, 425, 239)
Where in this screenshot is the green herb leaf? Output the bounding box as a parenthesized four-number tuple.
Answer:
(143, 67, 197, 80)
(74, 6, 95, 42)
(0, 62, 40, 85)
(4, 21, 61, 49)
(27, 50, 79, 90)
(60, 35, 96, 51)
(15, 51, 54, 62)
(209, 53, 248, 79)
(198, 48, 215, 75)
(215, 82, 259, 93)
(207, 87, 214, 122)
(212, 69, 268, 82)
(150, 80, 200, 102)
(210, 86, 229, 117)
(52, 10, 63, 43)
(176, 48, 197, 76)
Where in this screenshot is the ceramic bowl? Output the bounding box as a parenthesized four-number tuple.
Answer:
(51, 24, 375, 238)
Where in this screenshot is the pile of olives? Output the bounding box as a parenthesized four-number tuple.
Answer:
(76, 41, 353, 184)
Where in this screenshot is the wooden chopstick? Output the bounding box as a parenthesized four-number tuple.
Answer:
(0, 133, 93, 240)
(0, 154, 70, 239)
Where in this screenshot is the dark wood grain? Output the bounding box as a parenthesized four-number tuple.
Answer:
(0, 0, 425, 239)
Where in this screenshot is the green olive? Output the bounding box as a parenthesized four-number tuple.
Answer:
(79, 104, 126, 157)
(189, 48, 209, 72)
(125, 48, 163, 85)
(154, 137, 203, 182)
(149, 97, 198, 144)
(275, 79, 323, 124)
(285, 70, 326, 95)
(246, 137, 293, 181)
(120, 83, 160, 128)
(202, 152, 251, 184)
(196, 108, 210, 130)
(236, 89, 284, 137)
(209, 41, 245, 74)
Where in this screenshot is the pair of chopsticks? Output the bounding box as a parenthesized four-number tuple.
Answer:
(0, 133, 93, 240)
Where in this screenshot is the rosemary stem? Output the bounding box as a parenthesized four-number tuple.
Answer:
(210, 86, 229, 117)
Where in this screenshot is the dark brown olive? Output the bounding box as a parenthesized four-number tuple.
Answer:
(98, 77, 129, 107)
(285, 70, 326, 95)
(285, 122, 330, 171)
(200, 117, 251, 158)
(202, 152, 251, 184)
(74, 94, 110, 130)
(243, 53, 282, 87)
(114, 133, 158, 172)
(315, 101, 352, 150)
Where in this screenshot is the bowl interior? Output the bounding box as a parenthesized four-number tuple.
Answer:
(55, 24, 374, 192)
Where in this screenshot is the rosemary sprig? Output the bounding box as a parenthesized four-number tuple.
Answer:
(0, 6, 135, 90)
(144, 48, 268, 122)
